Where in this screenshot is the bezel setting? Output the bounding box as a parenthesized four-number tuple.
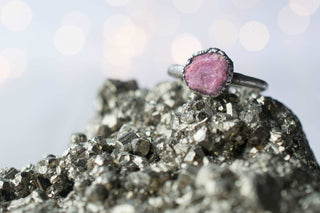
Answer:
(182, 48, 234, 97)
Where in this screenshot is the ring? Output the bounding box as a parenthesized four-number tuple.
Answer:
(168, 48, 268, 97)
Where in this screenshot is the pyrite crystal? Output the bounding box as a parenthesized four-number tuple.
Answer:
(1, 79, 319, 213)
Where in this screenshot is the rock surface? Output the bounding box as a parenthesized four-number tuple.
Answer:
(1, 79, 319, 213)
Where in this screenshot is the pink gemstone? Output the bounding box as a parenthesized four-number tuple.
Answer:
(184, 52, 230, 96)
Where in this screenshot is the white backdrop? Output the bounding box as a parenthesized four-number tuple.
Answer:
(0, 0, 319, 169)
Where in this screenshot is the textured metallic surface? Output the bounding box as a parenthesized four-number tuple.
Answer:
(0, 79, 319, 212)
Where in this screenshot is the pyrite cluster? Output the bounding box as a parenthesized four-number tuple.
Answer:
(1, 79, 319, 213)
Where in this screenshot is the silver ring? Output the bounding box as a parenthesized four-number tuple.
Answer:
(168, 48, 268, 97)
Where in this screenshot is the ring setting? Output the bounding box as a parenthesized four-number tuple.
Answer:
(168, 48, 268, 97)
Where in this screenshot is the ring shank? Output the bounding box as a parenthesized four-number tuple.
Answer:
(167, 64, 268, 91)
(168, 64, 184, 79)
(232, 73, 268, 91)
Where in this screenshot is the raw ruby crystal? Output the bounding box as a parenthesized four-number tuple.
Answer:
(184, 52, 230, 96)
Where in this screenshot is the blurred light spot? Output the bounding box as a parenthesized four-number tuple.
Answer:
(105, 0, 128, 7)
(0, 0, 32, 31)
(0, 48, 28, 84)
(124, 1, 153, 24)
(1, 48, 28, 78)
(61, 11, 91, 35)
(103, 14, 132, 38)
(109, 24, 147, 56)
(102, 14, 148, 78)
(54, 25, 86, 56)
(172, 0, 204, 13)
(209, 20, 238, 50)
(102, 41, 134, 80)
(103, 14, 148, 60)
(278, 5, 310, 35)
(0, 56, 11, 84)
(103, 41, 133, 67)
(239, 21, 269, 51)
(171, 34, 202, 64)
(289, 0, 320, 16)
(128, 9, 156, 37)
(232, 0, 260, 9)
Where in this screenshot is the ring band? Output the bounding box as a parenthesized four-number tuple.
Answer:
(168, 48, 268, 97)
(168, 66, 268, 91)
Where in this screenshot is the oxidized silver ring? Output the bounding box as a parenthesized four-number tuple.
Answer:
(168, 48, 268, 97)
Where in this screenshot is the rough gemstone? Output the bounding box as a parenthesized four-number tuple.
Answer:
(184, 52, 230, 96)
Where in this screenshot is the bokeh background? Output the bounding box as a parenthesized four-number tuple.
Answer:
(0, 0, 319, 169)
